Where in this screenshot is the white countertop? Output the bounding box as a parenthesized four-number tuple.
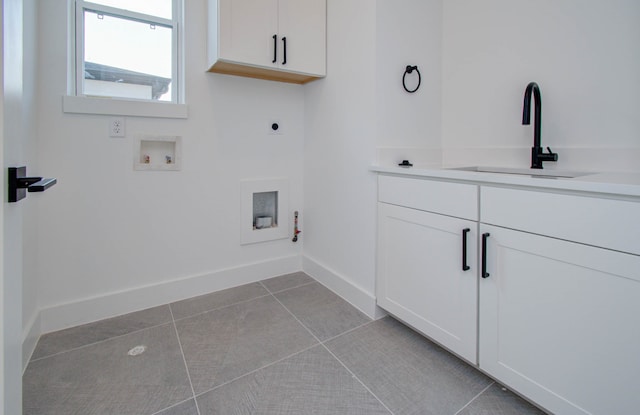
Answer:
(371, 164, 640, 198)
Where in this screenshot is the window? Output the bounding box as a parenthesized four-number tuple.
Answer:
(74, 0, 182, 104)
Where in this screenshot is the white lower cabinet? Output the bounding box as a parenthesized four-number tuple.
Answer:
(376, 174, 640, 414)
(377, 202, 478, 363)
(479, 224, 640, 415)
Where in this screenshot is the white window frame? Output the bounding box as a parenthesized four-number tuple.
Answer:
(65, 0, 187, 118)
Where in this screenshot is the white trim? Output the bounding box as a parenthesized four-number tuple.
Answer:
(62, 95, 188, 118)
(39, 255, 301, 334)
(79, 2, 173, 27)
(74, 0, 83, 97)
(302, 255, 387, 320)
(72, 0, 184, 105)
(22, 312, 41, 373)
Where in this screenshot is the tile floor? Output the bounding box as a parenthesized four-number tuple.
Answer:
(23, 272, 547, 415)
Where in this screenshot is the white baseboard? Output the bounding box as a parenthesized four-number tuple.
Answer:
(38, 255, 301, 334)
(22, 311, 42, 372)
(27, 253, 383, 369)
(303, 255, 386, 320)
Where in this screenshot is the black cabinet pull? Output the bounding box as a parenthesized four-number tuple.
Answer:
(482, 233, 490, 278)
(272, 34, 277, 63)
(282, 36, 287, 65)
(462, 228, 471, 271)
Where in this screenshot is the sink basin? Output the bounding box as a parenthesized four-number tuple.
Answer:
(446, 166, 593, 179)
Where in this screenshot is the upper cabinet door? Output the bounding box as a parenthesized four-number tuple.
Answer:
(218, 0, 279, 67)
(209, 0, 326, 83)
(277, 0, 326, 76)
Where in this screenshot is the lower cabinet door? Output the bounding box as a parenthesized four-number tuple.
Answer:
(376, 203, 478, 363)
(479, 224, 640, 415)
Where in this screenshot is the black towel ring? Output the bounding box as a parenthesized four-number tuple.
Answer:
(403, 65, 421, 93)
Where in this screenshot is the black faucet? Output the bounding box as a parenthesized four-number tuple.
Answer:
(522, 82, 558, 169)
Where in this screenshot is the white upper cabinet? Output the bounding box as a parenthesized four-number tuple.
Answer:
(208, 0, 326, 84)
(277, 0, 326, 75)
(217, 0, 279, 67)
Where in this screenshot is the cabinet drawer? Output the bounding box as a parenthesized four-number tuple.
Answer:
(481, 186, 640, 255)
(378, 175, 478, 220)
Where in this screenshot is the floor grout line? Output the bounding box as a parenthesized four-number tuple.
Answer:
(321, 318, 377, 344)
(149, 397, 195, 415)
(269, 291, 395, 415)
(319, 342, 396, 415)
(170, 292, 273, 323)
(453, 381, 495, 415)
(180, 278, 325, 401)
(269, 292, 323, 343)
(29, 318, 175, 363)
(193, 343, 321, 399)
(169, 306, 202, 415)
(263, 279, 317, 295)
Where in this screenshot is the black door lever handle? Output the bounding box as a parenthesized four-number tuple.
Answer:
(9, 166, 57, 202)
(26, 178, 57, 192)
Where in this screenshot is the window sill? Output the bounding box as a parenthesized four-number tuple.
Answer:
(63, 95, 188, 119)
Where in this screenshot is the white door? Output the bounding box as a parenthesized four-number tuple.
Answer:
(479, 224, 640, 415)
(0, 4, 5, 410)
(377, 203, 478, 363)
(2, 0, 27, 413)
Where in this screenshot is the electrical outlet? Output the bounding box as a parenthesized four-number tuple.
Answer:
(268, 120, 283, 135)
(109, 117, 125, 137)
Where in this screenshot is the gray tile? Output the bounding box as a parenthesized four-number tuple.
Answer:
(175, 295, 318, 395)
(326, 317, 492, 415)
(31, 305, 172, 360)
(23, 323, 192, 415)
(197, 345, 391, 415)
(274, 282, 370, 341)
(155, 399, 199, 415)
(458, 383, 548, 415)
(170, 282, 269, 320)
(260, 271, 314, 293)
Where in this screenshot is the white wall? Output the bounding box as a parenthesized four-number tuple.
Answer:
(303, 0, 441, 316)
(442, 0, 640, 171)
(375, 0, 443, 166)
(34, 0, 304, 333)
(303, 0, 378, 315)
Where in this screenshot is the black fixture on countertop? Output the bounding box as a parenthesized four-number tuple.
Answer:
(522, 82, 558, 169)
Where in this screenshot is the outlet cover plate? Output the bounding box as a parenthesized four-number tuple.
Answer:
(109, 117, 125, 137)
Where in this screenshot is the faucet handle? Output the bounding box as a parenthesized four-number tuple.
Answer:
(545, 147, 559, 162)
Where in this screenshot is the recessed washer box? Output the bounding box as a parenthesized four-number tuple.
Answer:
(241, 178, 289, 244)
(134, 135, 182, 171)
